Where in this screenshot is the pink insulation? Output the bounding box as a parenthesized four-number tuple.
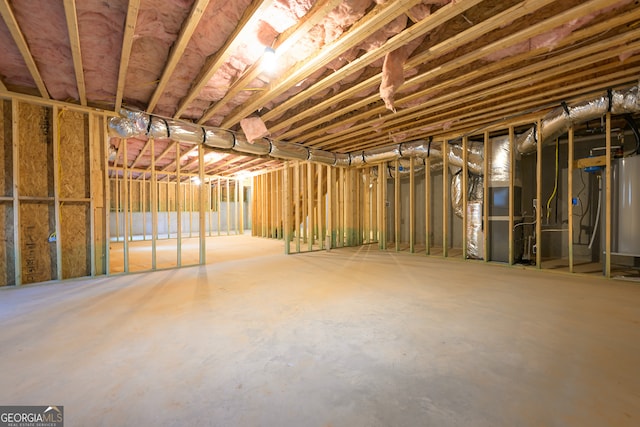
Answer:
(484, 0, 634, 62)
(240, 116, 269, 142)
(380, 36, 425, 112)
(123, 0, 194, 109)
(0, 18, 34, 88)
(12, 0, 77, 100)
(76, 0, 128, 106)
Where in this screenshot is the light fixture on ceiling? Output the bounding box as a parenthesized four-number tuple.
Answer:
(261, 46, 277, 74)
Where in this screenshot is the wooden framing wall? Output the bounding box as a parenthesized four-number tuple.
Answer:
(0, 96, 106, 286)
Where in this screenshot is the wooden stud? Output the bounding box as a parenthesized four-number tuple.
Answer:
(103, 117, 110, 274)
(568, 127, 574, 273)
(283, 162, 291, 254)
(215, 177, 220, 236)
(425, 157, 431, 255)
(235, 178, 240, 235)
(509, 127, 515, 265)
(123, 139, 129, 272)
(380, 162, 387, 250)
(394, 159, 400, 252)
(294, 161, 301, 252)
(318, 163, 324, 249)
(462, 137, 468, 260)
(364, 168, 371, 244)
(307, 162, 314, 250)
(605, 112, 611, 278)
(88, 113, 97, 276)
(199, 145, 206, 264)
(176, 142, 182, 266)
(52, 106, 63, 280)
(483, 131, 489, 262)
(12, 100, 21, 285)
(151, 138, 158, 269)
(226, 179, 231, 235)
(442, 142, 449, 257)
(409, 157, 415, 253)
(536, 120, 543, 269)
(336, 168, 345, 248)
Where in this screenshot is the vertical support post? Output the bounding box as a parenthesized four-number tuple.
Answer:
(151, 138, 157, 270)
(188, 179, 193, 238)
(12, 100, 21, 285)
(208, 178, 213, 236)
(409, 157, 415, 253)
(103, 117, 110, 274)
(425, 157, 431, 255)
(462, 136, 468, 260)
(123, 138, 129, 272)
(176, 142, 182, 267)
(318, 163, 324, 249)
(605, 112, 612, 278)
(535, 120, 542, 269)
(509, 127, 516, 265)
(483, 131, 489, 262)
(442, 141, 449, 257)
(380, 162, 387, 250)
(199, 145, 206, 264)
(226, 178, 231, 235)
(88, 114, 97, 276)
(568, 127, 574, 273)
(345, 168, 353, 246)
(235, 178, 239, 235)
(52, 106, 63, 280)
(294, 161, 301, 253)
(338, 167, 344, 247)
(239, 178, 244, 234)
(364, 168, 371, 244)
(141, 174, 146, 240)
(394, 159, 400, 252)
(327, 165, 334, 248)
(217, 177, 221, 236)
(307, 162, 314, 250)
(166, 176, 171, 239)
(283, 162, 291, 254)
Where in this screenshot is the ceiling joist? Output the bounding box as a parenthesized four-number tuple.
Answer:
(62, 0, 86, 106)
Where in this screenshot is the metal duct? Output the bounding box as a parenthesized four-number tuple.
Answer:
(451, 172, 483, 219)
(516, 85, 640, 154)
(269, 139, 309, 161)
(234, 135, 271, 156)
(334, 153, 351, 168)
(448, 141, 484, 175)
(350, 151, 366, 167)
(308, 148, 336, 166)
(363, 145, 400, 164)
(467, 201, 484, 260)
(489, 135, 513, 184)
(201, 129, 235, 149)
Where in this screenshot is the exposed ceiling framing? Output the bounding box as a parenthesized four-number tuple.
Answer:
(0, 0, 638, 179)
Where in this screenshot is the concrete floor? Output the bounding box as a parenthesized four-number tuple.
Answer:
(1, 235, 639, 427)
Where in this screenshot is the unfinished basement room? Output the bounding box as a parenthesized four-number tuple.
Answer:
(1, 0, 640, 426)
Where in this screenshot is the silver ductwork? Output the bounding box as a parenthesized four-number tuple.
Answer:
(269, 139, 309, 161)
(234, 135, 271, 156)
(516, 85, 640, 154)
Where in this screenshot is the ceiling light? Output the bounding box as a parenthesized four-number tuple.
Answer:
(262, 46, 277, 73)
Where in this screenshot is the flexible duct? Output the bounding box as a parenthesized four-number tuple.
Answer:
(516, 85, 640, 154)
(308, 148, 337, 166)
(234, 135, 271, 156)
(269, 139, 309, 161)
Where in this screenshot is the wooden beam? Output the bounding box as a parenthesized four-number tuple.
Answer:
(151, 137, 157, 269)
(63, 0, 87, 105)
(12, 100, 21, 285)
(176, 141, 182, 266)
(442, 142, 449, 257)
(130, 138, 152, 169)
(283, 162, 290, 254)
(282, 0, 640, 146)
(148, 0, 209, 112)
(483, 131, 489, 262)
(425, 156, 431, 255)
(174, 0, 275, 118)
(0, 0, 49, 98)
(294, 161, 300, 252)
(508, 127, 515, 266)
(409, 157, 415, 253)
(462, 136, 468, 260)
(310, 33, 640, 149)
(52, 106, 63, 279)
(199, 144, 206, 264)
(215, 0, 348, 127)
(605, 112, 611, 278)
(567, 127, 574, 274)
(115, 0, 140, 111)
(535, 120, 542, 269)
(394, 159, 400, 252)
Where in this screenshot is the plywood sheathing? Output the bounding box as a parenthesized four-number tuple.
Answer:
(0, 100, 15, 285)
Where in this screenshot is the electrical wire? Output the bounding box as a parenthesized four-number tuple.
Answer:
(545, 138, 559, 223)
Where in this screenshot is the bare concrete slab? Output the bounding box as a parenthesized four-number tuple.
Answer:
(1, 235, 639, 426)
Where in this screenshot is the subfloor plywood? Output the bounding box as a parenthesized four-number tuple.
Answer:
(1, 235, 639, 426)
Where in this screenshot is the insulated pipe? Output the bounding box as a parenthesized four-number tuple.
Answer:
(516, 85, 640, 154)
